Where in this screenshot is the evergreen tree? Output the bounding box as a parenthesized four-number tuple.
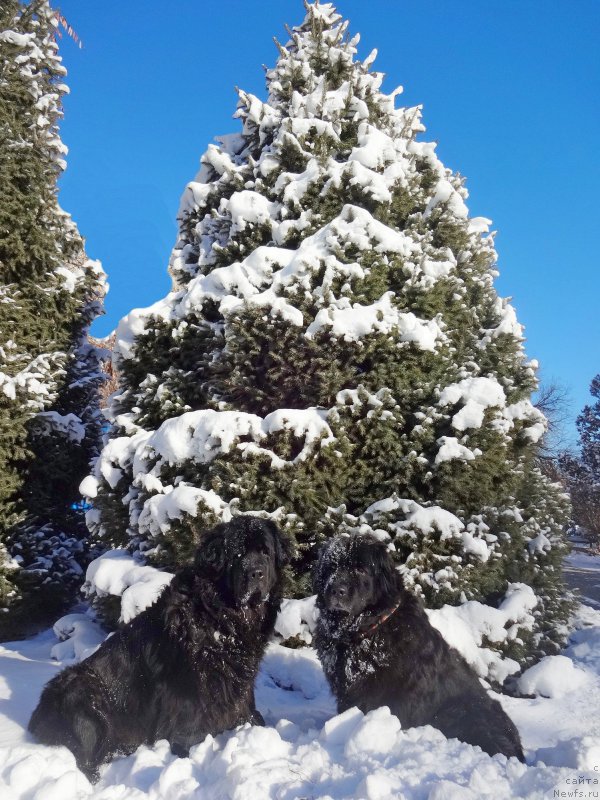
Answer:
(560, 375, 600, 548)
(578, 375, 600, 480)
(88, 2, 569, 664)
(0, 0, 106, 635)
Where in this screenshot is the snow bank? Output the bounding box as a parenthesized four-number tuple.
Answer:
(4, 605, 600, 799)
(0, 743, 91, 800)
(518, 655, 590, 699)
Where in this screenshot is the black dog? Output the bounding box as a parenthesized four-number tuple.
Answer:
(314, 534, 524, 761)
(29, 517, 290, 781)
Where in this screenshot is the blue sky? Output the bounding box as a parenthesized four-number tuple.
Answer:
(56, 0, 599, 443)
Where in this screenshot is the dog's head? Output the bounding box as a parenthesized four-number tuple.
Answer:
(314, 534, 402, 616)
(195, 516, 291, 608)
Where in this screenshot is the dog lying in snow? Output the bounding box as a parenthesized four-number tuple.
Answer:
(313, 534, 525, 761)
(29, 517, 290, 781)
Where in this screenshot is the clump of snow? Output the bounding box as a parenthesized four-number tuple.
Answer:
(461, 530, 490, 562)
(124, 407, 335, 478)
(342, 706, 402, 759)
(0, 352, 63, 408)
(427, 583, 538, 684)
(84, 551, 173, 623)
(0, 744, 91, 799)
(439, 377, 506, 431)
(226, 189, 275, 235)
(306, 291, 444, 351)
(361, 495, 499, 580)
(50, 613, 106, 662)
(54, 264, 86, 294)
(78, 475, 98, 499)
(435, 436, 479, 464)
(365, 496, 463, 539)
(274, 596, 318, 643)
(143, 409, 264, 467)
(479, 297, 523, 345)
(518, 655, 590, 699)
(114, 296, 176, 361)
(137, 484, 232, 538)
(401, 502, 464, 541)
(33, 411, 85, 443)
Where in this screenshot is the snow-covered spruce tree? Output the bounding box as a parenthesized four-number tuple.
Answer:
(87, 2, 569, 664)
(0, 0, 106, 635)
(560, 375, 600, 548)
(577, 375, 600, 482)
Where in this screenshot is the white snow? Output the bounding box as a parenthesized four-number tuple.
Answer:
(565, 550, 600, 571)
(439, 377, 506, 431)
(461, 530, 490, 562)
(427, 583, 538, 684)
(138, 484, 232, 538)
(84, 551, 173, 624)
(4, 604, 600, 799)
(79, 475, 99, 499)
(365, 496, 465, 543)
(226, 190, 276, 235)
(33, 411, 86, 443)
(0, 30, 33, 47)
(306, 291, 444, 351)
(435, 436, 478, 464)
(129, 407, 334, 475)
(518, 656, 590, 699)
(138, 409, 264, 467)
(114, 296, 176, 361)
(50, 613, 106, 663)
(274, 596, 318, 643)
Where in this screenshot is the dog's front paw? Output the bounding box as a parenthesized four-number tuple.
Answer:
(170, 742, 190, 758)
(250, 709, 265, 726)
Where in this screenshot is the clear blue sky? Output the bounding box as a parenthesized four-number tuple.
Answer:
(56, 0, 599, 443)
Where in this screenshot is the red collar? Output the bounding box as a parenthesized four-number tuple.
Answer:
(356, 600, 402, 638)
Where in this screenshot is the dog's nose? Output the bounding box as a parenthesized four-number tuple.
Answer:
(331, 585, 346, 598)
(251, 568, 264, 581)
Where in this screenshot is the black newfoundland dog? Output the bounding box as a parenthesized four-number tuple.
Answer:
(29, 517, 290, 781)
(314, 534, 524, 761)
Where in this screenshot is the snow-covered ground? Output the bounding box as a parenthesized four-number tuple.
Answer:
(564, 550, 600, 572)
(2, 602, 600, 800)
(563, 548, 600, 609)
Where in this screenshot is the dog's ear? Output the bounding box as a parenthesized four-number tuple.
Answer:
(366, 539, 403, 601)
(194, 528, 227, 574)
(269, 522, 293, 568)
(312, 538, 335, 601)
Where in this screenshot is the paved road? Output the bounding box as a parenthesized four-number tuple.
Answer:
(563, 563, 600, 607)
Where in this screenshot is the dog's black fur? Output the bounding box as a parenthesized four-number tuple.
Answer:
(29, 517, 291, 781)
(314, 534, 525, 761)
